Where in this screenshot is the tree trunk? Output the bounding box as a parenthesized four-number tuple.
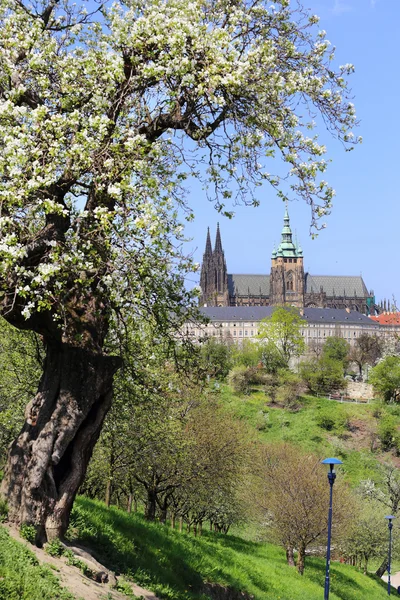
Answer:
(297, 544, 306, 575)
(179, 516, 183, 532)
(105, 479, 112, 508)
(286, 545, 295, 567)
(0, 343, 120, 544)
(105, 441, 115, 508)
(127, 493, 133, 514)
(159, 507, 167, 524)
(376, 557, 388, 578)
(145, 489, 157, 521)
(171, 513, 176, 529)
(133, 497, 138, 513)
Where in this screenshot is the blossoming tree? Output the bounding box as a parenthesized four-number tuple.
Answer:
(0, 0, 359, 542)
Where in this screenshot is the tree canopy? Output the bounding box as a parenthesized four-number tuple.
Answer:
(257, 307, 306, 367)
(0, 0, 359, 540)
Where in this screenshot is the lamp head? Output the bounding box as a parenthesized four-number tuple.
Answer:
(321, 457, 343, 472)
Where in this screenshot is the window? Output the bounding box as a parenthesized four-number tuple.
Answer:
(245, 330, 248, 336)
(251, 330, 254, 336)
(233, 330, 236, 336)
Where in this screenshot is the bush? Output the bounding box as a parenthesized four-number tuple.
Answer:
(228, 365, 268, 394)
(0, 498, 8, 523)
(20, 523, 36, 544)
(228, 365, 251, 394)
(300, 357, 346, 395)
(45, 538, 65, 558)
(378, 416, 400, 452)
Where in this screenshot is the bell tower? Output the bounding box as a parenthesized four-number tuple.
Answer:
(199, 224, 229, 306)
(270, 206, 304, 308)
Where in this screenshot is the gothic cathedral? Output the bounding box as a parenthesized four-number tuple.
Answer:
(199, 208, 376, 314)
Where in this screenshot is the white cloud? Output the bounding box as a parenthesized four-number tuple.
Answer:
(332, 0, 352, 15)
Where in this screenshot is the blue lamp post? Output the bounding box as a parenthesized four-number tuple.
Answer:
(321, 457, 343, 600)
(385, 515, 396, 596)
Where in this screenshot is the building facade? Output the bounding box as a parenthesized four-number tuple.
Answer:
(199, 208, 377, 314)
(186, 306, 386, 348)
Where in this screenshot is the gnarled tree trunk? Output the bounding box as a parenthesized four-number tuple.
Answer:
(0, 342, 120, 544)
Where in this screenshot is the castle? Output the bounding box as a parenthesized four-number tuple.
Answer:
(199, 208, 376, 314)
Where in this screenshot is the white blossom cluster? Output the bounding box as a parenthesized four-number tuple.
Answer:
(0, 0, 359, 335)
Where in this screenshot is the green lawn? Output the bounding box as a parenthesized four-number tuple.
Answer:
(219, 385, 397, 485)
(69, 496, 389, 600)
(0, 526, 74, 600)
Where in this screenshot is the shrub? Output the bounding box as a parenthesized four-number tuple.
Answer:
(20, 523, 36, 544)
(0, 498, 8, 523)
(45, 538, 65, 558)
(300, 357, 346, 395)
(228, 365, 267, 394)
(228, 365, 251, 394)
(378, 416, 400, 452)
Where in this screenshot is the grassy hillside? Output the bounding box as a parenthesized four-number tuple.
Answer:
(219, 385, 400, 484)
(65, 496, 389, 600)
(0, 526, 74, 600)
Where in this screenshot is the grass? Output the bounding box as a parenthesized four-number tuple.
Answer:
(0, 526, 74, 600)
(219, 385, 397, 485)
(69, 496, 389, 600)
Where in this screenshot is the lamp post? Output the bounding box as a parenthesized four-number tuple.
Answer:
(385, 515, 396, 596)
(321, 457, 343, 600)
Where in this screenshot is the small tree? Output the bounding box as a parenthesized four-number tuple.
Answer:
(199, 338, 232, 380)
(344, 499, 388, 574)
(257, 307, 306, 368)
(322, 336, 350, 369)
(254, 443, 352, 575)
(369, 356, 400, 402)
(300, 357, 346, 395)
(348, 334, 382, 378)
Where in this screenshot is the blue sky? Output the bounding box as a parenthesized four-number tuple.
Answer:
(182, 0, 399, 307)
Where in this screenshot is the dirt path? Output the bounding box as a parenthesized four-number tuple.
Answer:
(5, 524, 159, 600)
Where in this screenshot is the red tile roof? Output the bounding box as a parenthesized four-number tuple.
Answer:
(370, 313, 400, 325)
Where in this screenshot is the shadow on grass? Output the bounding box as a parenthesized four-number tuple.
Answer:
(72, 497, 265, 599)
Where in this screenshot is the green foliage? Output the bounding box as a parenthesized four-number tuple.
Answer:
(219, 385, 382, 485)
(0, 319, 43, 467)
(377, 416, 400, 452)
(228, 365, 252, 395)
(231, 341, 263, 368)
(370, 356, 400, 402)
(300, 357, 346, 394)
(0, 526, 74, 600)
(65, 497, 389, 600)
(199, 338, 232, 380)
(20, 523, 36, 544)
(322, 336, 350, 365)
(228, 365, 267, 395)
(45, 538, 65, 558)
(315, 406, 349, 432)
(257, 307, 306, 367)
(0, 498, 8, 523)
(260, 341, 288, 374)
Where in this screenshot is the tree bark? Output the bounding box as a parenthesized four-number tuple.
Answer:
(375, 556, 388, 578)
(286, 545, 295, 567)
(297, 544, 306, 575)
(0, 343, 120, 544)
(145, 489, 157, 521)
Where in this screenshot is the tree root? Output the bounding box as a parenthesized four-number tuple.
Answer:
(57, 540, 117, 586)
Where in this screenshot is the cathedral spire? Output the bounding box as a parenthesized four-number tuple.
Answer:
(204, 227, 212, 257)
(214, 222, 223, 253)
